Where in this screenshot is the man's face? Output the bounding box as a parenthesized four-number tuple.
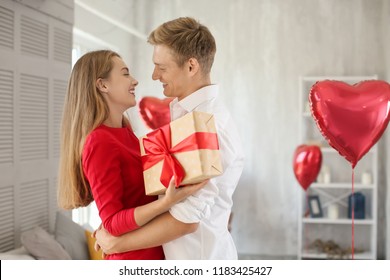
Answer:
(152, 45, 191, 100)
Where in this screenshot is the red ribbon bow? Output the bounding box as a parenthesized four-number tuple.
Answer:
(142, 124, 219, 188)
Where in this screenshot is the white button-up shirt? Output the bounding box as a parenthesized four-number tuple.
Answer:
(162, 84, 244, 259)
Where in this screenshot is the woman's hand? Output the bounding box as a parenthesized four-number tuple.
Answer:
(162, 177, 209, 207)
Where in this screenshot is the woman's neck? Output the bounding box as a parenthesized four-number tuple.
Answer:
(103, 114, 123, 128)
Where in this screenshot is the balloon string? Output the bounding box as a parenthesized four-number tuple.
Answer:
(352, 167, 355, 260)
(303, 191, 309, 254)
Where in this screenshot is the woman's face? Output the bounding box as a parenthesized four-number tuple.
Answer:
(103, 56, 138, 111)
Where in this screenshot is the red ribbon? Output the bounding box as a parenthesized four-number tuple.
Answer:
(141, 124, 219, 188)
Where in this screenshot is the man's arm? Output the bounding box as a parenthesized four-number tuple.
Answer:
(95, 211, 198, 254)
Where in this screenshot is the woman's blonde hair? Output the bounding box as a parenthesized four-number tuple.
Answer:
(148, 17, 216, 75)
(57, 50, 122, 209)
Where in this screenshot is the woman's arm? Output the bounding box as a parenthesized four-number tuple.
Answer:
(133, 178, 208, 227)
(94, 211, 198, 254)
(83, 130, 208, 236)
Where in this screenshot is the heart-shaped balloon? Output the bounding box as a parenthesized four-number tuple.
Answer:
(293, 145, 322, 191)
(310, 80, 390, 168)
(139, 96, 174, 130)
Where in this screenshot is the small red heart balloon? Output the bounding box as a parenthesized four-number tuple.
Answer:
(139, 96, 174, 130)
(310, 80, 390, 168)
(293, 145, 322, 191)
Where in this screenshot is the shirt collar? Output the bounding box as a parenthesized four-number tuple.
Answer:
(170, 84, 219, 113)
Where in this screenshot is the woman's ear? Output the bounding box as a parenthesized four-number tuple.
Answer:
(96, 78, 108, 93)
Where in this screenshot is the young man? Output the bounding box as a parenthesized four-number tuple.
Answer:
(95, 17, 244, 259)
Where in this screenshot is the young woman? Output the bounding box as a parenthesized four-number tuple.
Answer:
(57, 50, 207, 260)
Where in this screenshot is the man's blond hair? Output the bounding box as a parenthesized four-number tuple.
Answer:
(148, 17, 216, 74)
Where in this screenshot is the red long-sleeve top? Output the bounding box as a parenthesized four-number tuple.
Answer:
(82, 124, 164, 260)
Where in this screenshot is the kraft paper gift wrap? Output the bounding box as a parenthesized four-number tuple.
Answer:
(140, 111, 223, 195)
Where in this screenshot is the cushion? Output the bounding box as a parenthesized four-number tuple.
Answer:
(54, 211, 89, 260)
(0, 247, 35, 260)
(85, 230, 104, 260)
(20, 226, 71, 260)
(0, 253, 36, 260)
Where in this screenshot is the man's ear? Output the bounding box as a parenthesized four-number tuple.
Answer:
(188, 58, 200, 76)
(96, 78, 108, 93)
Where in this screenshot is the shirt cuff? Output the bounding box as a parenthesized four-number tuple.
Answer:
(169, 186, 217, 223)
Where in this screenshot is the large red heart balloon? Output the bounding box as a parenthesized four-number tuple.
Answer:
(310, 80, 390, 168)
(293, 145, 322, 191)
(139, 96, 174, 130)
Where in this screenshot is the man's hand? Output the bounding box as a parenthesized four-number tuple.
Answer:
(90, 178, 208, 256)
(93, 224, 122, 255)
(92, 224, 106, 258)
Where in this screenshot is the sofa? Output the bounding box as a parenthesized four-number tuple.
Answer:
(0, 211, 103, 260)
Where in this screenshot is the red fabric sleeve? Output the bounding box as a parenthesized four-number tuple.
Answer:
(82, 131, 140, 236)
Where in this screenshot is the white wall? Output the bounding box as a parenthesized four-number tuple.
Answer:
(383, 0, 390, 260)
(73, 0, 389, 258)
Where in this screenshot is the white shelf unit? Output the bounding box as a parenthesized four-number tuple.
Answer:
(297, 76, 378, 260)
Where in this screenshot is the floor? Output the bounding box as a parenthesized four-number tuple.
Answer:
(238, 254, 297, 260)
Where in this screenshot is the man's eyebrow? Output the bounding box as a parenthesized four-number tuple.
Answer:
(121, 67, 129, 72)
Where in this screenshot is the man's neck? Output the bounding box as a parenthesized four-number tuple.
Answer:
(178, 77, 212, 101)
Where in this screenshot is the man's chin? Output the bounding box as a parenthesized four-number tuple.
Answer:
(162, 90, 171, 97)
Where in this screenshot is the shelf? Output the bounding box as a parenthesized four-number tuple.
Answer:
(321, 147, 377, 153)
(298, 76, 378, 260)
(320, 147, 337, 153)
(301, 76, 377, 82)
(295, 146, 377, 156)
(301, 250, 373, 260)
(302, 218, 373, 225)
(310, 183, 374, 189)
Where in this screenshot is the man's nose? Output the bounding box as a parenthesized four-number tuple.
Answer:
(152, 68, 159, 80)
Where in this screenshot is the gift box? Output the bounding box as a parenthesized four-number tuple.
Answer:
(140, 111, 223, 195)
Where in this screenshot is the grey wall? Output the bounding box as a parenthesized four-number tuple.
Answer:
(0, 0, 73, 252)
(75, 0, 389, 258)
(383, 0, 390, 260)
